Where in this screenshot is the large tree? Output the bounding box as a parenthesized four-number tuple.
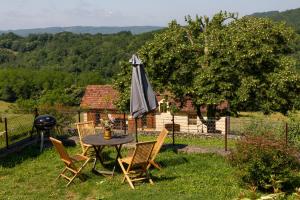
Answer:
(114, 12, 300, 132)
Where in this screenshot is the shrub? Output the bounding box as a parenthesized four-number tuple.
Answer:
(287, 113, 300, 150)
(242, 120, 285, 138)
(288, 122, 300, 149)
(229, 133, 300, 193)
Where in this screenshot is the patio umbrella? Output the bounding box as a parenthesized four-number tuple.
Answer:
(130, 54, 158, 142)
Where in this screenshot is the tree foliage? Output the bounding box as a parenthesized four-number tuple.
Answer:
(115, 12, 300, 121)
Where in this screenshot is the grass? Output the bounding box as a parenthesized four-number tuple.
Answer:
(138, 134, 235, 149)
(0, 114, 35, 149)
(0, 101, 298, 199)
(0, 141, 250, 200)
(0, 113, 298, 199)
(235, 112, 289, 121)
(229, 112, 294, 137)
(0, 100, 12, 114)
(231, 111, 300, 124)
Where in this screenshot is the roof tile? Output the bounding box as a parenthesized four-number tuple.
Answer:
(80, 85, 119, 110)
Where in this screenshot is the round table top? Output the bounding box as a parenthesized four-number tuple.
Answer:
(82, 134, 134, 146)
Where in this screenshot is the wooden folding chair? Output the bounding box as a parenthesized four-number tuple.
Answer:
(75, 121, 96, 155)
(49, 137, 90, 187)
(148, 128, 169, 170)
(118, 141, 156, 189)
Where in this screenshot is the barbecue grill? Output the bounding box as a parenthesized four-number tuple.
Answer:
(34, 114, 56, 151)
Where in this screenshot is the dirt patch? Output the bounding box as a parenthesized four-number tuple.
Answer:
(176, 146, 231, 156)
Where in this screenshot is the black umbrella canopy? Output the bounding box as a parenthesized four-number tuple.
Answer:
(129, 54, 158, 141)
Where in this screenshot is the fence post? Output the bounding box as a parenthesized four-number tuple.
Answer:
(34, 107, 39, 118)
(285, 122, 288, 147)
(225, 116, 228, 151)
(123, 113, 126, 135)
(4, 117, 8, 149)
(31, 108, 39, 139)
(172, 114, 175, 146)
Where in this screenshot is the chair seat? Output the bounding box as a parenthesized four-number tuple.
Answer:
(50, 137, 90, 187)
(82, 143, 92, 147)
(71, 154, 89, 162)
(118, 141, 156, 189)
(120, 156, 133, 164)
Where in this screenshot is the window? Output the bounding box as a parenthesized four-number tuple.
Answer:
(95, 112, 100, 125)
(188, 114, 197, 125)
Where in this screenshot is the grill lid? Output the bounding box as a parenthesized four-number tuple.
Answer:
(34, 114, 56, 130)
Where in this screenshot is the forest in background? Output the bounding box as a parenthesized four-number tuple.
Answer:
(251, 8, 300, 71)
(0, 31, 157, 105)
(0, 8, 300, 108)
(0, 26, 163, 37)
(251, 7, 300, 34)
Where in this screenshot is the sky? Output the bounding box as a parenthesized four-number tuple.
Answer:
(1, 0, 300, 30)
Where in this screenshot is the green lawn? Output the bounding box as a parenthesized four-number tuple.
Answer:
(1, 124, 299, 199)
(0, 100, 12, 114)
(139, 134, 235, 149)
(0, 141, 250, 200)
(230, 111, 300, 126)
(0, 113, 35, 149)
(0, 101, 298, 199)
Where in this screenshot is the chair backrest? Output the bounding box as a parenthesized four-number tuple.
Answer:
(49, 137, 72, 165)
(151, 128, 168, 158)
(76, 121, 96, 139)
(131, 141, 156, 166)
(75, 121, 96, 152)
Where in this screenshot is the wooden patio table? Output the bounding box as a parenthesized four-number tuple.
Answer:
(82, 134, 134, 176)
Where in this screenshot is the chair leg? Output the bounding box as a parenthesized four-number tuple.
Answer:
(57, 168, 67, 180)
(145, 169, 154, 185)
(76, 159, 90, 175)
(118, 159, 135, 189)
(124, 173, 135, 189)
(149, 160, 162, 170)
(66, 159, 90, 187)
(82, 147, 88, 156)
(118, 159, 126, 183)
(66, 173, 78, 187)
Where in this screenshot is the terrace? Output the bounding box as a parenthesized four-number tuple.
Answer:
(0, 135, 244, 200)
(1, 100, 300, 199)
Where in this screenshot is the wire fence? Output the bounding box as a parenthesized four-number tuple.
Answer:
(1, 106, 300, 151)
(230, 118, 286, 136)
(0, 113, 35, 149)
(230, 118, 300, 150)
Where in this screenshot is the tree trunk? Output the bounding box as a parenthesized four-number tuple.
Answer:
(206, 105, 217, 133)
(196, 104, 217, 133)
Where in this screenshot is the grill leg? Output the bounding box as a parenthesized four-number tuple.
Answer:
(40, 131, 44, 152)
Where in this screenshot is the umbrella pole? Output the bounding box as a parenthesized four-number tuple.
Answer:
(135, 118, 138, 143)
(172, 114, 175, 146)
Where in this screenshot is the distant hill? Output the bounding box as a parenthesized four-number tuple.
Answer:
(0, 26, 164, 37)
(251, 8, 300, 33)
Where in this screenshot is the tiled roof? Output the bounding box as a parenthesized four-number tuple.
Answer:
(81, 85, 228, 112)
(80, 85, 119, 110)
